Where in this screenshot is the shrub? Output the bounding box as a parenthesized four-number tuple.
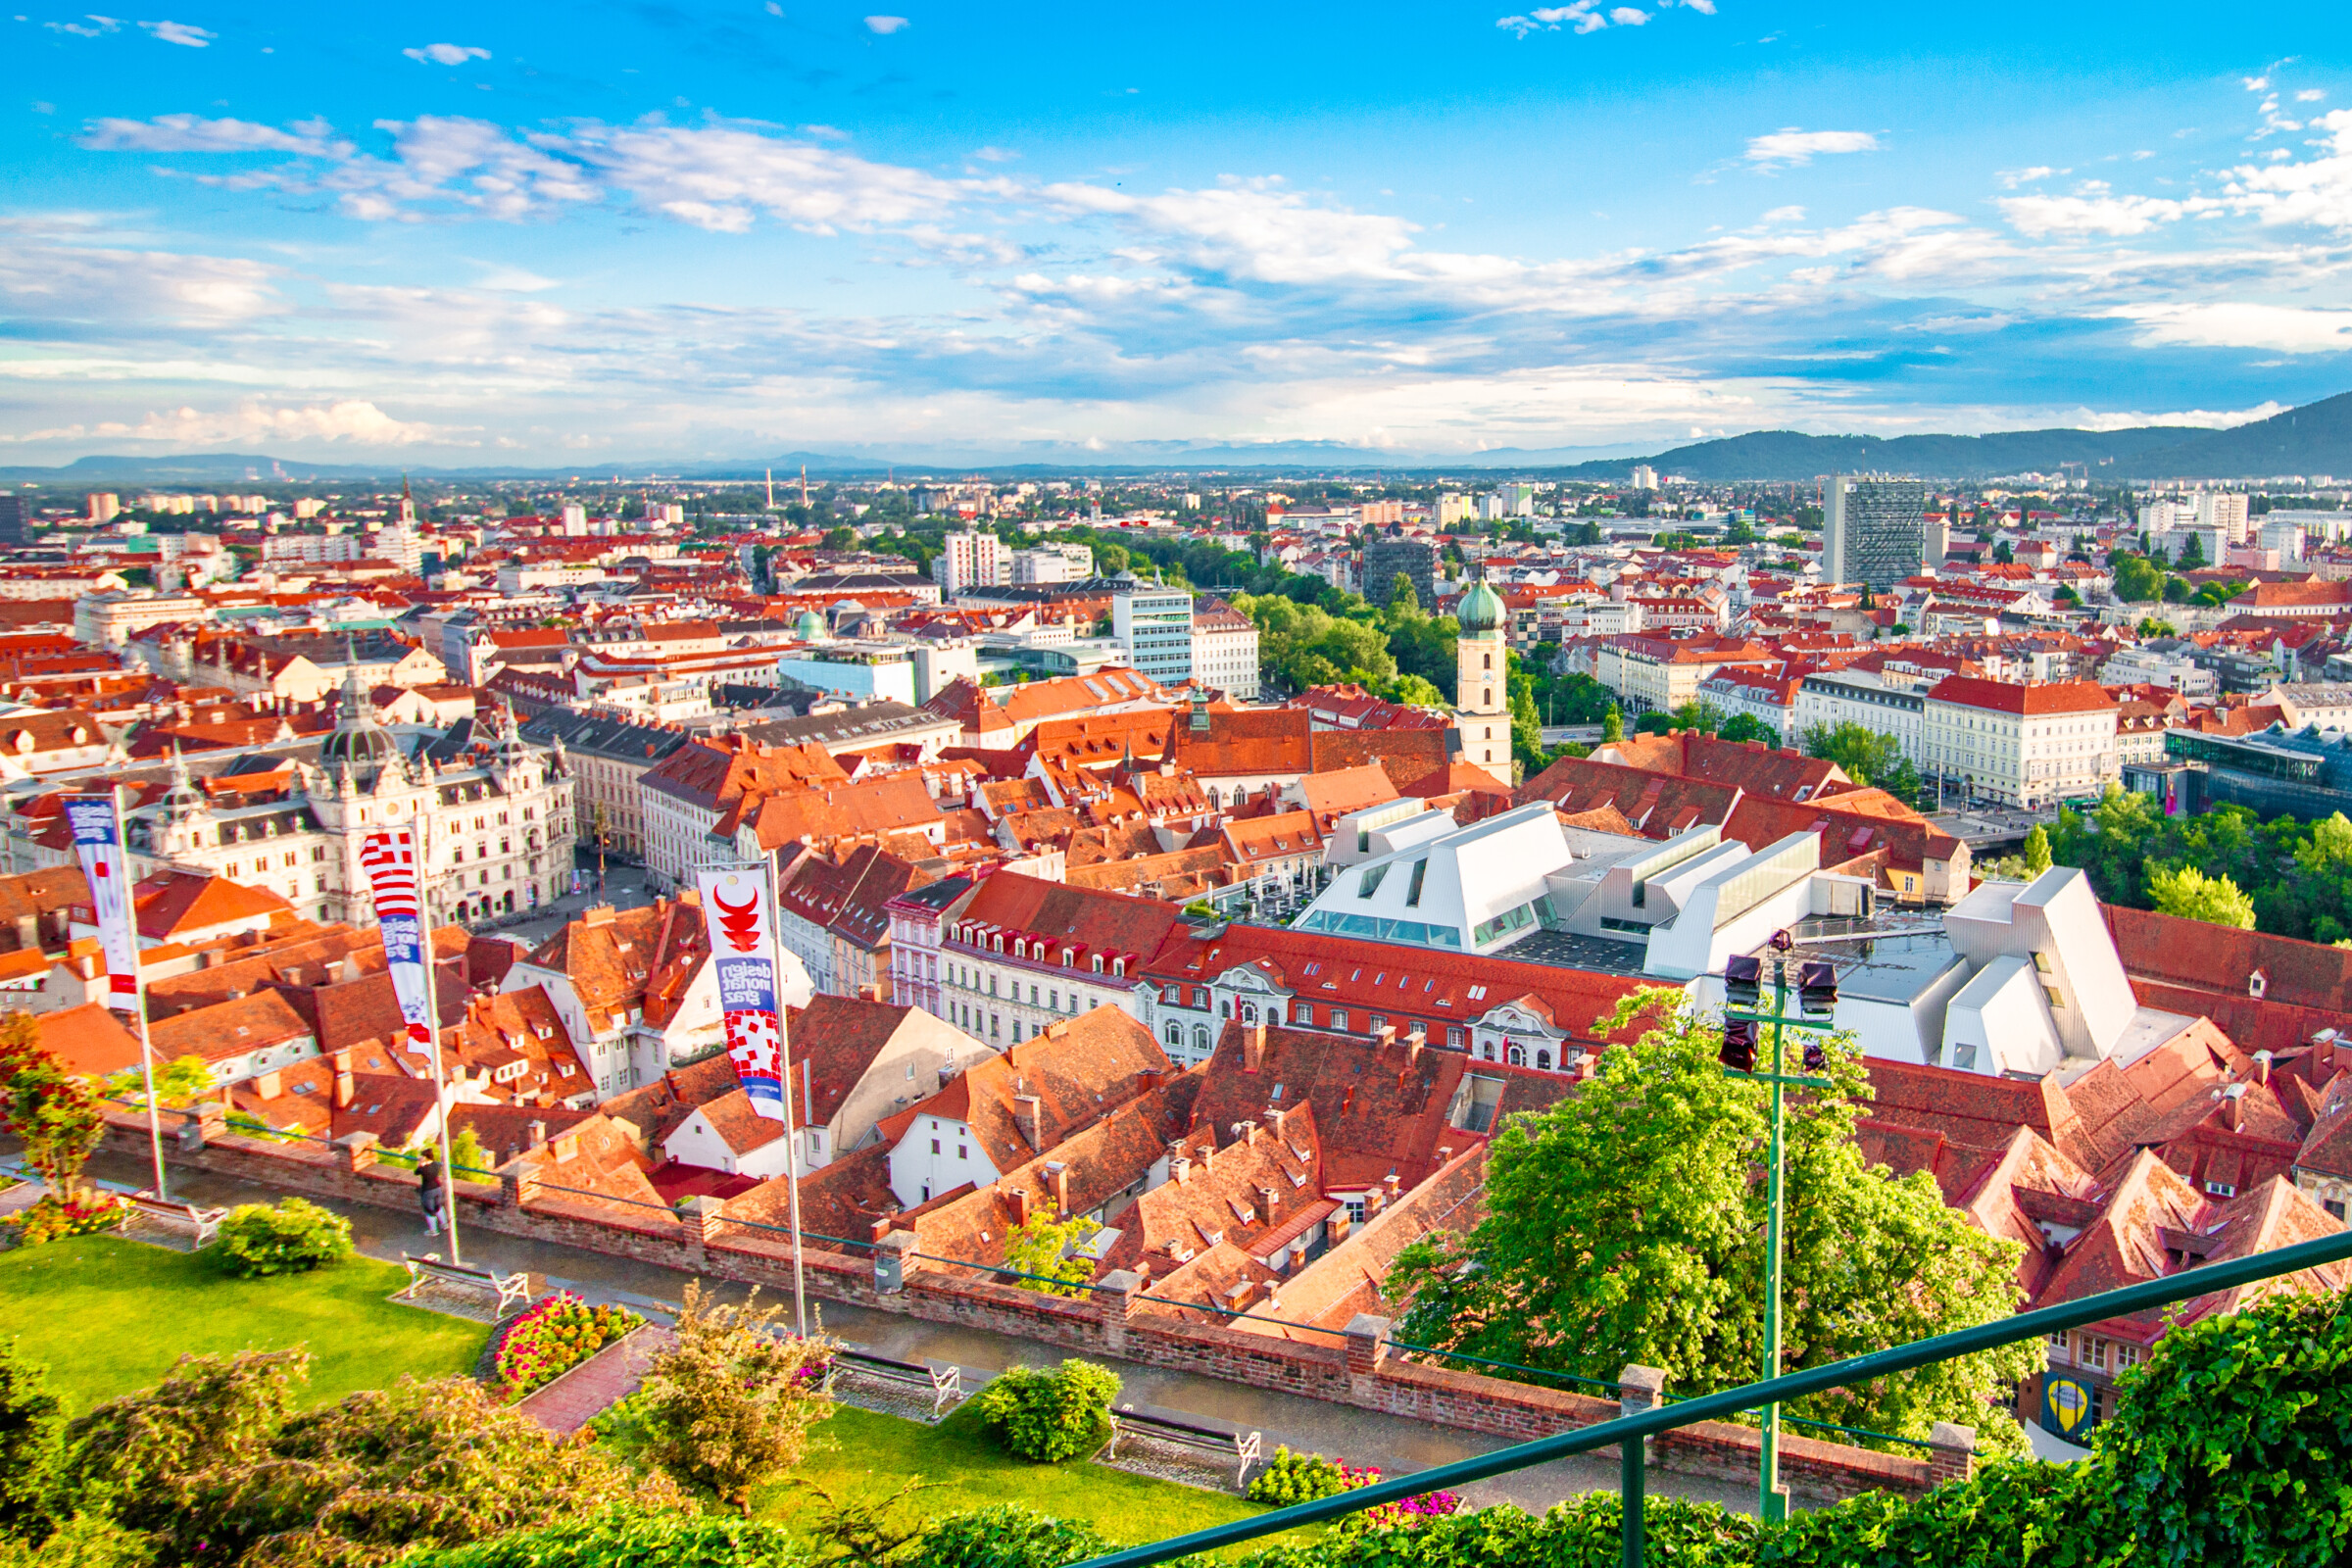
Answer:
(914, 1504, 1109, 1568)
(1246, 1446, 1376, 1506)
(2, 1192, 122, 1248)
(406, 1502, 809, 1567)
(216, 1197, 353, 1277)
(971, 1360, 1120, 1463)
(492, 1293, 644, 1399)
(633, 1282, 836, 1511)
(0, 1512, 152, 1568)
(0, 1342, 62, 1542)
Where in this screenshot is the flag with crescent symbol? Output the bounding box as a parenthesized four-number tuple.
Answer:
(697, 866, 808, 1121)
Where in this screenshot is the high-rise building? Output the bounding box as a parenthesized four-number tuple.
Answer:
(1110, 574, 1195, 685)
(933, 527, 1007, 597)
(87, 493, 120, 523)
(2196, 491, 2252, 544)
(1630, 465, 1659, 492)
(1823, 474, 1930, 591)
(0, 492, 23, 547)
(1362, 527, 1438, 609)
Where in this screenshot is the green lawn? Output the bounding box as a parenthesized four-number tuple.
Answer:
(0, 1235, 490, 1413)
(757, 1401, 1290, 1554)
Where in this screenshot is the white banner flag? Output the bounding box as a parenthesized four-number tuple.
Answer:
(65, 794, 140, 1013)
(358, 827, 437, 1054)
(697, 866, 814, 1123)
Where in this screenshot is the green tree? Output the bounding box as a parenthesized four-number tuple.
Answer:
(2111, 555, 2164, 602)
(0, 1056, 103, 1197)
(820, 526, 856, 549)
(1003, 1201, 1096, 1298)
(0, 1344, 61, 1544)
(2023, 824, 2051, 876)
(103, 1054, 213, 1110)
(1992, 538, 2015, 564)
(2147, 863, 2257, 929)
(2175, 531, 2206, 569)
(1600, 704, 1624, 743)
(1386, 573, 1418, 614)
(1385, 991, 2034, 1452)
(634, 1282, 835, 1512)
(1717, 713, 1773, 744)
(1800, 721, 1908, 793)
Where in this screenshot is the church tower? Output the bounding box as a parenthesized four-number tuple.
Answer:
(1453, 570, 1511, 783)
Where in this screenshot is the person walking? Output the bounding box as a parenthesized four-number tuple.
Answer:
(418, 1160, 446, 1238)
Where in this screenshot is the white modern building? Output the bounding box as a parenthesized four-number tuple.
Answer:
(1921, 676, 2119, 808)
(1111, 575, 1197, 687)
(1189, 597, 1260, 699)
(935, 528, 1008, 596)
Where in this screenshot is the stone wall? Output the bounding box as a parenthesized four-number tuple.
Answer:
(103, 1113, 1963, 1505)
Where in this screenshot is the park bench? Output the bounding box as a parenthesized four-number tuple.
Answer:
(832, 1348, 962, 1417)
(397, 1251, 535, 1319)
(1106, 1404, 1263, 1488)
(128, 1193, 229, 1249)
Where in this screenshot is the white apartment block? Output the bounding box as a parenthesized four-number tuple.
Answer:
(1922, 677, 2118, 809)
(1010, 542, 1094, 583)
(934, 528, 1008, 596)
(1112, 578, 1196, 686)
(1190, 600, 1260, 699)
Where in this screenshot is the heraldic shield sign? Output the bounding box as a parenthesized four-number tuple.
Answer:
(2042, 1373, 2095, 1440)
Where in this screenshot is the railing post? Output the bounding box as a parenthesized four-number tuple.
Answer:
(1097, 1267, 1142, 1356)
(1618, 1364, 1665, 1568)
(875, 1229, 916, 1295)
(1926, 1422, 1976, 1488)
(1344, 1312, 1390, 1397)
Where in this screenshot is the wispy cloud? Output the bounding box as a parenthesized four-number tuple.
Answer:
(1744, 128, 1881, 171)
(1498, 0, 1708, 38)
(863, 15, 909, 33)
(45, 15, 121, 37)
(404, 43, 490, 66)
(80, 114, 343, 157)
(2111, 303, 2352, 354)
(1997, 190, 2190, 237)
(139, 19, 214, 47)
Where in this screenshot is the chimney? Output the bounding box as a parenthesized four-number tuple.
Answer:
(1437, 1144, 1455, 1164)
(254, 1068, 282, 1100)
(1239, 1118, 1259, 1146)
(1405, 1027, 1424, 1067)
(1047, 1161, 1070, 1214)
(1266, 1105, 1289, 1138)
(1256, 1182, 1278, 1216)
(332, 1050, 355, 1110)
(1170, 1152, 1193, 1186)
(1245, 1023, 1266, 1073)
(1137, 1067, 1162, 1093)
(2253, 1050, 2273, 1087)
(1200, 1139, 1217, 1172)
(1385, 1171, 1403, 1199)
(1004, 1185, 1032, 1225)
(1012, 1093, 1043, 1150)
(1375, 1023, 1396, 1052)
(2223, 1081, 2248, 1133)
(526, 1117, 548, 1147)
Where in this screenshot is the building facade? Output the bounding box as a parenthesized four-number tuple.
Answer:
(1923, 677, 2120, 808)
(1111, 576, 1196, 687)
(1795, 671, 1926, 762)
(1824, 474, 1930, 591)
(1452, 578, 1513, 782)
(1189, 597, 1260, 699)
(1362, 531, 1439, 610)
(519, 710, 691, 864)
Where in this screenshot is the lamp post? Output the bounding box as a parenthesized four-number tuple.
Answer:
(1718, 937, 1839, 1525)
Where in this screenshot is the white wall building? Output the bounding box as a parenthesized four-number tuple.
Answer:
(935, 528, 1008, 596)
(1922, 676, 2119, 808)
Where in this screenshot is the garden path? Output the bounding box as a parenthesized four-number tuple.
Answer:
(513, 1324, 673, 1435)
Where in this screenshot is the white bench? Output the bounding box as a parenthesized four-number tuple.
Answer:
(834, 1349, 962, 1416)
(129, 1193, 229, 1249)
(397, 1251, 534, 1319)
(1107, 1404, 1263, 1487)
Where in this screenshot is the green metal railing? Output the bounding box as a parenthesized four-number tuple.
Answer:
(1072, 1225, 2352, 1568)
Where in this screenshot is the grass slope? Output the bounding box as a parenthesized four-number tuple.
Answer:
(0, 1235, 489, 1412)
(760, 1401, 1281, 1551)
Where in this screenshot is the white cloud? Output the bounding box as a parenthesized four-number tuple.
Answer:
(138, 19, 212, 46)
(1610, 7, 1649, 23)
(1996, 191, 2186, 237)
(972, 145, 1019, 163)
(0, 238, 285, 326)
(1995, 167, 2056, 188)
(1497, 3, 1612, 36)
(2298, 89, 2328, 103)
(2219, 109, 2352, 229)
(80, 399, 450, 445)
(46, 16, 122, 37)
(2073, 401, 2289, 430)
(2244, 75, 2271, 92)
(863, 15, 908, 32)
(1743, 128, 1880, 170)
(565, 122, 964, 233)
(404, 43, 490, 66)
(2111, 302, 2352, 353)
(80, 114, 342, 156)
(1041, 175, 1421, 285)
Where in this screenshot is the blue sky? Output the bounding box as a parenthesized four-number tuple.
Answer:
(3, 2, 2350, 465)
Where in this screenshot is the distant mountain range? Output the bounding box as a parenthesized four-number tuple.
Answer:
(4, 391, 2346, 483)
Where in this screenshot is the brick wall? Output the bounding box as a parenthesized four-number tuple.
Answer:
(102, 1114, 1951, 1505)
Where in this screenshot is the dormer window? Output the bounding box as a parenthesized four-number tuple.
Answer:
(1092, 955, 1104, 974)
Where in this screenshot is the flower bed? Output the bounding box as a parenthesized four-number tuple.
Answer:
(1246, 1446, 1460, 1524)
(4, 1191, 124, 1248)
(489, 1292, 645, 1399)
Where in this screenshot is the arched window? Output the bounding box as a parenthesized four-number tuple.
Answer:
(1193, 1024, 1210, 1052)
(1111, 957, 1125, 978)
(1092, 955, 1104, 974)
(1507, 1045, 1526, 1066)
(1165, 1021, 1182, 1047)
(1482, 1041, 1496, 1060)
(1484, 653, 1493, 668)
(1241, 1003, 1258, 1023)
(1537, 1049, 1552, 1071)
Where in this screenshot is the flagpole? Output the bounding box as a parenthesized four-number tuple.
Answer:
(425, 859, 462, 1266)
(113, 785, 167, 1201)
(766, 848, 808, 1340)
